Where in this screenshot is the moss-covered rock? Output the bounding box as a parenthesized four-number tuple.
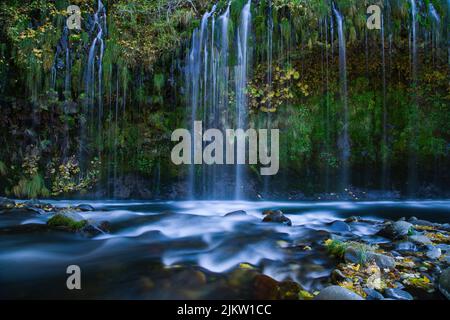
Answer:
(47, 213, 87, 231)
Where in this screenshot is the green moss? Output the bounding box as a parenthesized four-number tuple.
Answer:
(47, 214, 87, 231)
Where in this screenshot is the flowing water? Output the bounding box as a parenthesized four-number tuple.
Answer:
(332, 5, 350, 191)
(1, 200, 449, 299)
(185, 2, 251, 200)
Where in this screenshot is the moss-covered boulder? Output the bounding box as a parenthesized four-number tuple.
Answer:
(47, 213, 87, 231)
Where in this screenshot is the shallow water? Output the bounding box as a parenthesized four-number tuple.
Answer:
(1, 200, 449, 299)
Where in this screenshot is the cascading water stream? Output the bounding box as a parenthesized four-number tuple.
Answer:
(234, 0, 252, 200)
(185, 1, 251, 200)
(408, 0, 418, 195)
(332, 4, 350, 190)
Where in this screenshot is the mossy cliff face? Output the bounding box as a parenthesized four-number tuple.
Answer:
(0, 0, 449, 198)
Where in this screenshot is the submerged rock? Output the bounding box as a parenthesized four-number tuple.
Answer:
(314, 286, 364, 300)
(329, 221, 351, 233)
(262, 210, 292, 226)
(384, 288, 413, 300)
(439, 268, 450, 300)
(76, 204, 95, 212)
(224, 210, 247, 217)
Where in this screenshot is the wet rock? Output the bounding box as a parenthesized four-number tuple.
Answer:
(439, 268, 450, 300)
(331, 269, 347, 283)
(329, 221, 351, 233)
(172, 269, 207, 288)
(224, 210, 247, 217)
(408, 217, 436, 228)
(0, 197, 15, 210)
(76, 204, 95, 211)
(314, 286, 364, 300)
(426, 246, 442, 260)
(364, 288, 384, 300)
(384, 288, 413, 300)
(278, 280, 301, 300)
(370, 253, 396, 270)
(253, 274, 279, 300)
(24, 206, 46, 215)
(395, 241, 417, 252)
(409, 234, 432, 246)
(47, 213, 87, 231)
(262, 210, 292, 226)
(378, 221, 413, 240)
(344, 216, 361, 223)
(344, 246, 395, 269)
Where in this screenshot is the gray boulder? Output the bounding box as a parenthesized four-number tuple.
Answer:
(384, 288, 413, 300)
(378, 221, 413, 240)
(344, 246, 395, 269)
(76, 204, 95, 212)
(314, 286, 364, 300)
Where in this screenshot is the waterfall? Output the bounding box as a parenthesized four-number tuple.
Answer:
(408, 0, 418, 195)
(185, 1, 251, 199)
(332, 4, 350, 190)
(82, 0, 106, 167)
(381, 11, 389, 189)
(234, 0, 252, 200)
(428, 3, 440, 65)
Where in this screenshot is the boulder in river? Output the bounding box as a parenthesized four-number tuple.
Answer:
(344, 246, 395, 269)
(0, 197, 15, 210)
(76, 204, 95, 212)
(47, 213, 87, 231)
(262, 210, 292, 226)
(314, 286, 364, 300)
(224, 210, 247, 217)
(377, 221, 413, 240)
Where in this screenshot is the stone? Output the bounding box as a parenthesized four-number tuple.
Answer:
(314, 286, 364, 300)
(278, 280, 301, 300)
(369, 253, 396, 270)
(344, 247, 395, 269)
(438, 268, 450, 300)
(364, 288, 384, 300)
(331, 269, 347, 283)
(0, 197, 15, 210)
(329, 221, 351, 233)
(384, 288, 413, 300)
(253, 274, 279, 300)
(76, 204, 95, 211)
(262, 210, 292, 226)
(378, 221, 413, 240)
(345, 216, 361, 223)
(426, 246, 442, 260)
(409, 234, 432, 246)
(395, 241, 417, 252)
(224, 210, 247, 217)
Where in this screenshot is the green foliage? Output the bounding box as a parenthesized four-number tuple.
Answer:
(47, 214, 87, 231)
(12, 174, 50, 199)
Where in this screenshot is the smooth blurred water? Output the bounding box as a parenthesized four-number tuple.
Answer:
(1, 200, 449, 299)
